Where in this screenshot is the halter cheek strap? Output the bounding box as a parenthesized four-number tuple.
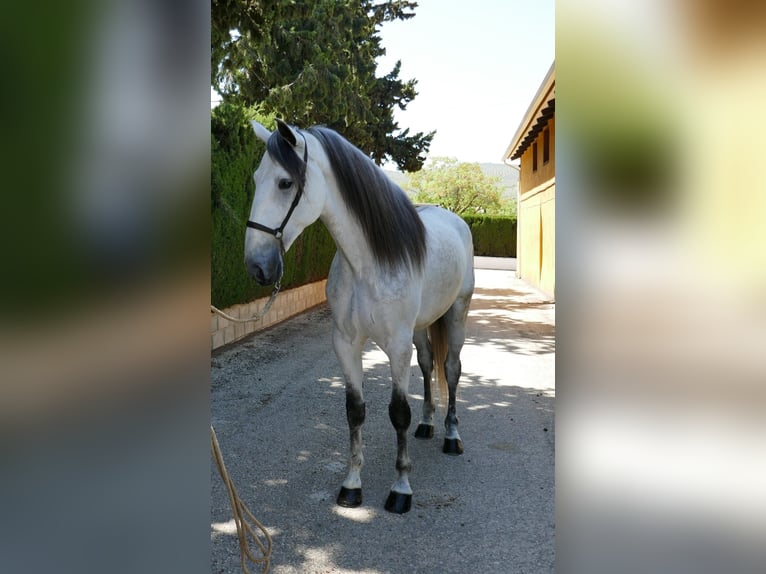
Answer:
(246, 132, 309, 245)
(246, 185, 302, 241)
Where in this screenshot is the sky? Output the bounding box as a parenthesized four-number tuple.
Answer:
(376, 0, 555, 166)
(211, 1, 555, 167)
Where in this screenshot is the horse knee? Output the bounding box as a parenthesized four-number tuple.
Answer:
(388, 390, 411, 432)
(345, 388, 365, 429)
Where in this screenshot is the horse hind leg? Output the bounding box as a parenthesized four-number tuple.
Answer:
(383, 337, 415, 514)
(413, 329, 435, 439)
(441, 301, 470, 456)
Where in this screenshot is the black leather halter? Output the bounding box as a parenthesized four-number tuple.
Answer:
(246, 132, 308, 247)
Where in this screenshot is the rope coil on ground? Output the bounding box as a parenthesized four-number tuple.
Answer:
(211, 425, 273, 574)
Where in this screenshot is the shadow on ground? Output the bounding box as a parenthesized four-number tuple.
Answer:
(211, 270, 554, 573)
(467, 286, 555, 356)
(211, 368, 554, 574)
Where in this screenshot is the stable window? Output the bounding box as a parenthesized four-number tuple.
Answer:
(543, 127, 550, 165)
(532, 142, 538, 172)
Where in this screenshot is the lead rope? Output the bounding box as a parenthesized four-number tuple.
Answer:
(210, 245, 285, 324)
(211, 254, 284, 573)
(210, 276, 282, 324)
(211, 425, 273, 574)
(212, 128, 301, 571)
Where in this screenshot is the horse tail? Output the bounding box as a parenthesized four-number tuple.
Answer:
(428, 316, 449, 408)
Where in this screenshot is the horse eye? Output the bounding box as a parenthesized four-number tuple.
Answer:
(278, 179, 293, 190)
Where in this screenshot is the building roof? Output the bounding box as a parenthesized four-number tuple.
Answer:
(503, 62, 555, 161)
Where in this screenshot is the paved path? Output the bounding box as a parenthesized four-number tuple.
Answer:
(211, 263, 555, 573)
(474, 255, 517, 271)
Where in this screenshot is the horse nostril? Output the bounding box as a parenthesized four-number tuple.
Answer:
(245, 258, 265, 284)
(245, 251, 281, 285)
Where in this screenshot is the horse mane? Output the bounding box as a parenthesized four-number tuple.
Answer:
(305, 126, 426, 272)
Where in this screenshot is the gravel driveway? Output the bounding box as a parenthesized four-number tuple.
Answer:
(211, 262, 555, 573)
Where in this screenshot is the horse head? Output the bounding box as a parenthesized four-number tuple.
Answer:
(245, 120, 324, 285)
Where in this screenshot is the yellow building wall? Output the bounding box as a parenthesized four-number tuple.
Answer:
(517, 117, 555, 298)
(539, 183, 555, 296)
(519, 197, 541, 284)
(518, 183, 555, 297)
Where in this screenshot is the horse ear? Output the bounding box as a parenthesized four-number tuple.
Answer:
(250, 120, 272, 144)
(276, 119, 298, 147)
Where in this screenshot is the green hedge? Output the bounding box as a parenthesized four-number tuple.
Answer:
(461, 214, 517, 257)
(211, 104, 335, 309)
(212, 105, 517, 309)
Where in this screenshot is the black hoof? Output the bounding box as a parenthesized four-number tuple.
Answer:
(414, 423, 434, 439)
(337, 486, 362, 507)
(443, 437, 464, 455)
(384, 491, 412, 514)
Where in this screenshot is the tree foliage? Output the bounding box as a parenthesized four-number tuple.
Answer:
(406, 157, 515, 215)
(212, 0, 434, 171)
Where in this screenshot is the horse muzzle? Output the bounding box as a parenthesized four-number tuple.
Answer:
(245, 248, 283, 286)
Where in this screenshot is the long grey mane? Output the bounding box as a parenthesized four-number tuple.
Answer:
(305, 126, 426, 271)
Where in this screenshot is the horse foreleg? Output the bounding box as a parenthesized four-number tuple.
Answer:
(413, 329, 435, 439)
(333, 329, 366, 508)
(384, 339, 414, 514)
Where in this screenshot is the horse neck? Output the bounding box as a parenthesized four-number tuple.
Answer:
(318, 172, 377, 277)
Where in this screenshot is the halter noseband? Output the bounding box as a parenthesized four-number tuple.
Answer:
(246, 131, 309, 247)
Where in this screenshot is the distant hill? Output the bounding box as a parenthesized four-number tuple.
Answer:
(477, 163, 519, 201)
(384, 162, 518, 201)
(383, 169, 408, 189)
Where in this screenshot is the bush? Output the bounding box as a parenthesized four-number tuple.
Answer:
(211, 104, 335, 308)
(211, 105, 516, 309)
(461, 214, 517, 257)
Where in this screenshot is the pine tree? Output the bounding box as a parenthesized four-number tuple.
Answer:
(212, 0, 434, 171)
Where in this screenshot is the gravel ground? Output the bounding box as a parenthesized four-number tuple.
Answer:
(211, 265, 555, 573)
